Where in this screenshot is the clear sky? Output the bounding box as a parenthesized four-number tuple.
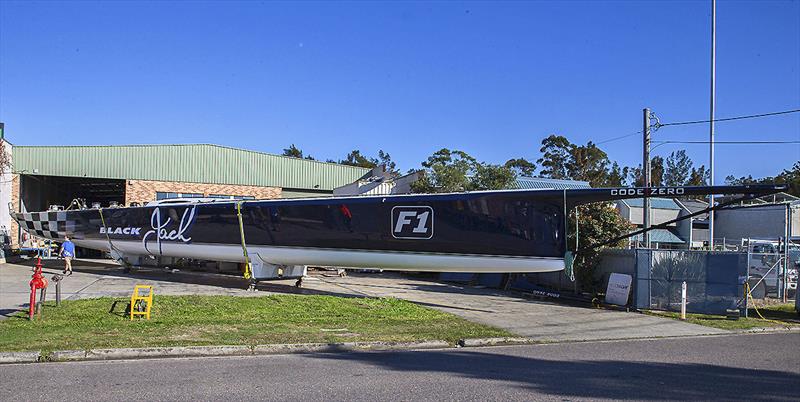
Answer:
(1, 1, 798, 182)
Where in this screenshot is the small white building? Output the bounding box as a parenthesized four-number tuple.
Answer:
(333, 169, 422, 196)
(615, 198, 690, 249)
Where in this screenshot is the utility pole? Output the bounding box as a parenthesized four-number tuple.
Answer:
(643, 108, 652, 248)
(708, 0, 716, 250)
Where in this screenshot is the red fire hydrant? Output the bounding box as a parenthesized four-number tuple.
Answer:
(29, 258, 48, 320)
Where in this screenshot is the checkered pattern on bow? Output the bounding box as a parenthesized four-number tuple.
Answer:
(16, 211, 74, 240)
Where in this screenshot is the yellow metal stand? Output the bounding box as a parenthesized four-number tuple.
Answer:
(130, 285, 153, 320)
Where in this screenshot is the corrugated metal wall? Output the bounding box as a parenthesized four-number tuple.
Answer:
(13, 144, 370, 190)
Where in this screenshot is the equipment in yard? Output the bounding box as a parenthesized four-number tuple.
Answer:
(51, 273, 64, 306)
(130, 285, 153, 320)
(28, 257, 48, 320)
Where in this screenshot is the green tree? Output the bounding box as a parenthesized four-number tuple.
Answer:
(282, 144, 314, 160)
(725, 162, 800, 197)
(664, 150, 693, 186)
(410, 149, 517, 193)
(537, 136, 617, 187)
(340, 150, 377, 168)
(537, 135, 572, 179)
(605, 162, 629, 187)
(630, 156, 664, 187)
(504, 158, 536, 177)
(410, 149, 476, 193)
(339, 149, 399, 176)
(471, 162, 518, 191)
(567, 141, 612, 187)
(775, 162, 800, 196)
(568, 202, 633, 292)
(688, 165, 708, 186)
(725, 174, 758, 185)
(376, 150, 399, 177)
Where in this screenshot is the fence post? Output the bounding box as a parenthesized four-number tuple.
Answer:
(680, 281, 687, 320)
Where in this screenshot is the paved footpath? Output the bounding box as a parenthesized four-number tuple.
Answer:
(2, 259, 726, 342)
(1, 332, 797, 401)
(304, 273, 728, 342)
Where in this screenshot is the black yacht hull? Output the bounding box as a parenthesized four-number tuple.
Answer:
(13, 185, 784, 274)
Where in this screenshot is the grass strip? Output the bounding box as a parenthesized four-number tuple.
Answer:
(0, 294, 511, 353)
(644, 303, 799, 330)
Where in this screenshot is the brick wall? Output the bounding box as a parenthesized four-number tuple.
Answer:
(125, 179, 282, 204)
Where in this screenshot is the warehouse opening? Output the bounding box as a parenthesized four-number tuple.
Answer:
(19, 175, 125, 212)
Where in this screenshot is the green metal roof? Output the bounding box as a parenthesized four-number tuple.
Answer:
(632, 229, 686, 244)
(623, 198, 682, 210)
(515, 177, 591, 190)
(12, 144, 370, 191)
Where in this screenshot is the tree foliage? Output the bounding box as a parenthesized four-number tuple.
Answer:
(504, 158, 536, 177)
(537, 135, 572, 180)
(410, 149, 517, 193)
(687, 165, 709, 186)
(339, 149, 399, 176)
(537, 135, 619, 187)
(725, 161, 800, 197)
(664, 150, 693, 186)
(282, 144, 315, 160)
(568, 202, 633, 292)
(606, 162, 629, 187)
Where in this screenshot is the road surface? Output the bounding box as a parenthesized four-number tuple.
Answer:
(2, 332, 798, 401)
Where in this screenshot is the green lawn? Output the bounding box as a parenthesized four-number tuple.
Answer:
(0, 295, 511, 353)
(645, 304, 800, 330)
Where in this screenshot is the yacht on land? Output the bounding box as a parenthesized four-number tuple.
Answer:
(13, 184, 785, 282)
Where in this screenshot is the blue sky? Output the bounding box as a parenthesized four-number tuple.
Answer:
(1, 1, 798, 182)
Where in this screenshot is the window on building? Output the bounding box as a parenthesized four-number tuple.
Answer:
(156, 192, 203, 200)
(209, 194, 256, 200)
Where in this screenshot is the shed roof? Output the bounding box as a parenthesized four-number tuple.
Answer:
(622, 198, 682, 210)
(515, 177, 591, 190)
(632, 228, 686, 244)
(12, 144, 371, 191)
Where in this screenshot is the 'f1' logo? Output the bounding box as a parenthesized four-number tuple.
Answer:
(391, 206, 434, 239)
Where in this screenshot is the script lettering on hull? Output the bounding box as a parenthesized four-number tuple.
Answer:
(142, 206, 197, 255)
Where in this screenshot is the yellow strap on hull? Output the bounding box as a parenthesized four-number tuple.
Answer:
(236, 201, 252, 280)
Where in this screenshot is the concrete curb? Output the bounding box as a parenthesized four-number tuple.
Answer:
(83, 345, 252, 361)
(0, 351, 40, 364)
(49, 350, 87, 362)
(253, 340, 450, 355)
(8, 340, 452, 365)
(458, 337, 537, 347)
(734, 325, 800, 334)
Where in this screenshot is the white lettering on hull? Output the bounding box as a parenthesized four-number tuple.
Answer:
(142, 207, 197, 255)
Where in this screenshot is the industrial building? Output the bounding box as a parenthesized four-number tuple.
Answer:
(714, 196, 799, 244)
(0, 142, 371, 246)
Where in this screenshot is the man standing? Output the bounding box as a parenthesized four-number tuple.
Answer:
(59, 236, 75, 275)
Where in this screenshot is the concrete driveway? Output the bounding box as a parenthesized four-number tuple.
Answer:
(0, 258, 726, 341)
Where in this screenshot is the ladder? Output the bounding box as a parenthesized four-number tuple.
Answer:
(130, 285, 153, 320)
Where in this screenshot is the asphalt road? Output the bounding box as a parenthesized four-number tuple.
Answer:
(2, 332, 798, 401)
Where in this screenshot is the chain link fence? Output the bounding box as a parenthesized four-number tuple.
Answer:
(594, 249, 747, 315)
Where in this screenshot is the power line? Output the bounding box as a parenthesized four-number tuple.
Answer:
(595, 130, 642, 145)
(651, 139, 800, 151)
(656, 140, 800, 144)
(658, 108, 800, 128)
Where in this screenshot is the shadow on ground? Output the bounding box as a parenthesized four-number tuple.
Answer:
(312, 349, 799, 401)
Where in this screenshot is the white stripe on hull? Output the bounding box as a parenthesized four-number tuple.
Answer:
(75, 239, 564, 273)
